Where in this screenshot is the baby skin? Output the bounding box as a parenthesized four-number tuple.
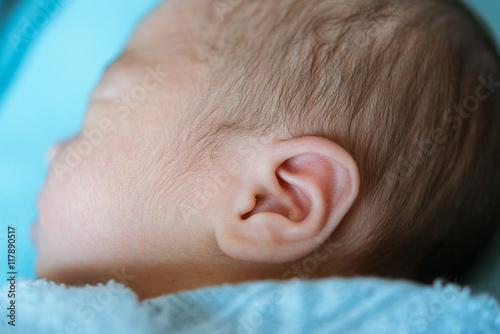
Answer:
(33, 0, 500, 300)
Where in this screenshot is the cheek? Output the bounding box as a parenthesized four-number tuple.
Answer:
(38, 148, 130, 263)
(37, 167, 106, 261)
(37, 137, 172, 264)
(36, 118, 201, 272)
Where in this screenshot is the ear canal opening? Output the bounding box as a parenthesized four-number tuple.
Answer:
(240, 171, 310, 222)
(241, 195, 261, 221)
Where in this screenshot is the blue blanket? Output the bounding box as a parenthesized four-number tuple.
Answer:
(1, 277, 499, 333)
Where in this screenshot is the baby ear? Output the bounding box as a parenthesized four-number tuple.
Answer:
(215, 136, 359, 263)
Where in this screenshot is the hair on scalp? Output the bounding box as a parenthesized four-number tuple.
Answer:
(201, 0, 500, 282)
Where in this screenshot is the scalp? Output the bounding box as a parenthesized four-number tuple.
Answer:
(199, 0, 500, 281)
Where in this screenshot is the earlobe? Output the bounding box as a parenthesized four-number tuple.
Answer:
(216, 136, 359, 264)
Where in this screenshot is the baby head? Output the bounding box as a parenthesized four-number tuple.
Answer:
(34, 0, 500, 299)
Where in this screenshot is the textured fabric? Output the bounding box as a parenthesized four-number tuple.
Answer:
(0, 277, 499, 334)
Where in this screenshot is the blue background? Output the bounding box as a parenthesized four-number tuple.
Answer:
(0, 0, 498, 295)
